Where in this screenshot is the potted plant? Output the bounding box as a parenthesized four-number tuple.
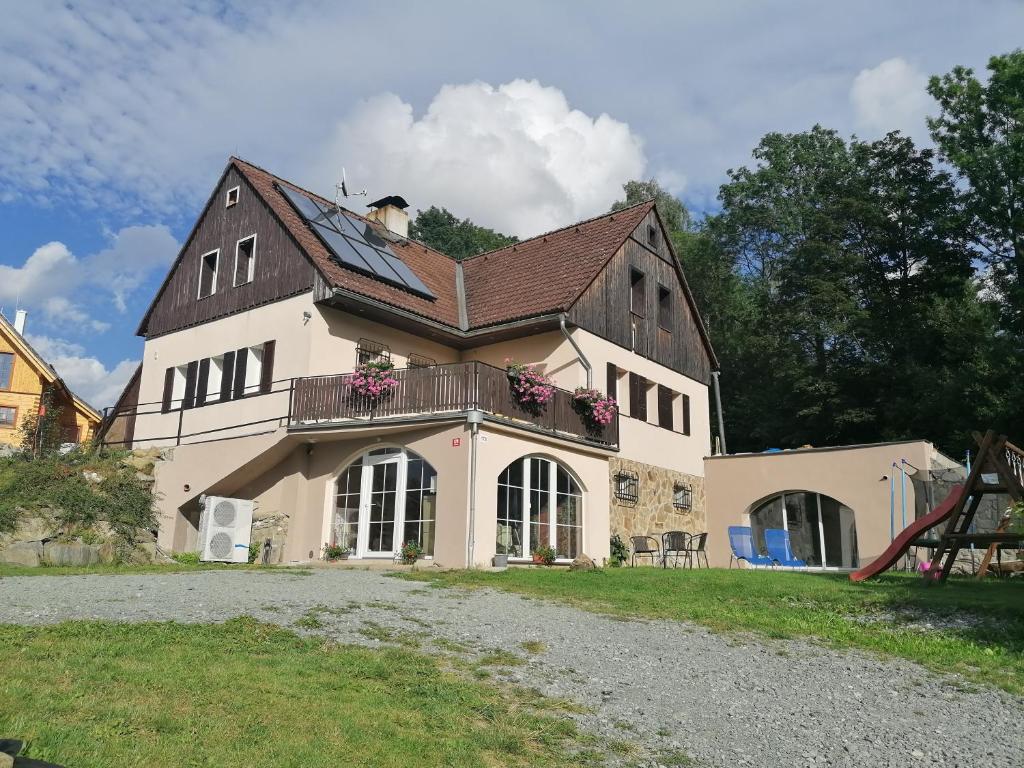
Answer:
(493, 553, 509, 569)
(531, 544, 556, 566)
(505, 359, 555, 415)
(571, 387, 618, 431)
(322, 542, 348, 562)
(400, 539, 423, 565)
(349, 360, 400, 403)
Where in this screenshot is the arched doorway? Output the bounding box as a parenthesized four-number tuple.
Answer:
(748, 491, 858, 568)
(332, 447, 437, 559)
(496, 455, 583, 561)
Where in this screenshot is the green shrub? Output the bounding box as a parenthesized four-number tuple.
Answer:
(0, 448, 156, 541)
(609, 534, 629, 567)
(171, 551, 200, 565)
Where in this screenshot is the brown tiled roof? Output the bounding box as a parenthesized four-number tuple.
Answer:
(233, 158, 462, 328)
(461, 201, 654, 328)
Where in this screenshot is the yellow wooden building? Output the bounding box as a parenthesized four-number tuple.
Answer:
(0, 311, 102, 448)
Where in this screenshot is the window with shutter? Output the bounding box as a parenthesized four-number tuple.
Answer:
(260, 340, 275, 394)
(161, 367, 174, 413)
(232, 347, 248, 399)
(182, 361, 199, 410)
(682, 394, 691, 436)
(658, 385, 674, 431)
(606, 362, 617, 401)
(629, 373, 647, 422)
(220, 351, 236, 402)
(195, 358, 210, 407)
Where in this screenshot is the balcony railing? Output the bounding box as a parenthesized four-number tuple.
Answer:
(290, 361, 618, 448)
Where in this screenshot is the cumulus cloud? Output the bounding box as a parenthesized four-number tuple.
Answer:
(24, 335, 137, 410)
(850, 58, 932, 140)
(318, 80, 646, 237)
(0, 225, 178, 333)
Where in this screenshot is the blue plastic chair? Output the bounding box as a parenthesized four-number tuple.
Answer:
(764, 528, 807, 568)
(728, 526, 774, 568)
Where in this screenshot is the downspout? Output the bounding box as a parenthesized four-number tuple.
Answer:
(466, 408, 483, 567)
(711, 370, 727, 454)
(560, 314, 592, 388)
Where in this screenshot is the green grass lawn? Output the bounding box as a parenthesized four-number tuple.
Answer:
(407, 568, 1024, 695)
(0, 618, 594, 767)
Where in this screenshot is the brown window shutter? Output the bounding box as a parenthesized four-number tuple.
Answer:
(260, 340, 275, 394)
(232, 348, 248, 399)
(628, 373, 638, 417)
(682, 394, 691, 436)
(658, 385, 674, 431)
(220, 351, 236, 402)
(161, 367, 174, 413)
(195, 358, 210, 407)
(606, 363, 617, 400)
(182, 361, 199, 410)
(629, 373, 647, 422)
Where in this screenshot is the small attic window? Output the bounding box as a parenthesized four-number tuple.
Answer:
(647, 224, 659, 247)
(226, 186, 240, 208)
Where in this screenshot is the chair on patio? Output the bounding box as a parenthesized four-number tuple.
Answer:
(727, 526, 774, 568)
(687, 532, 709, 569)
(764, 528, 807, 568)
(630, 535, 660, 567)
(661, 531, 691, 568)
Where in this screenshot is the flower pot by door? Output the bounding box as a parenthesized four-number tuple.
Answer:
(493, 554, 508, 568)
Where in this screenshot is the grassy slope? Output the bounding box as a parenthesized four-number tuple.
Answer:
(408, 569, 1024, 695)
(0, 618, 589, 768)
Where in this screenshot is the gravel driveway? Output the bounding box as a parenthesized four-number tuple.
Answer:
(0, 569, 1020, 767)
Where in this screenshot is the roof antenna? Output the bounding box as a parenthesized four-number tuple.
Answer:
(336, 167, 367, 208)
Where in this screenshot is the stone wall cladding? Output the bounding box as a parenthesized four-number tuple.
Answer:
(608, 457, 706, 549)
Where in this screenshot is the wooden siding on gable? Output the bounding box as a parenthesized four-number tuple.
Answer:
(142, 166, 315, 338)
(568, 209, 713, 384)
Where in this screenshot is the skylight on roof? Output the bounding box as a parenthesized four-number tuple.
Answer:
(277, 184, 435, 300)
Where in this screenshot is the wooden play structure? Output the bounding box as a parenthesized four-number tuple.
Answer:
(851, 430, 1023, 583)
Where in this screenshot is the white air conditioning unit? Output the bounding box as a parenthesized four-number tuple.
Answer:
(198, 496, 254, 563)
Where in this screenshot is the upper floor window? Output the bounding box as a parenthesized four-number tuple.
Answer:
(198, 249, 219, 299)
(408, 353, 436, 369)
(225, 186, 239, 208)
(0, 406, 16, 427)
(647, 223, 659, 248)
(356, 338, 390, 366)
(657, 285, 672, 331)
(234, 235, 256, 287)
(0, 352, 12, 390)
(630, 268, 645, 317)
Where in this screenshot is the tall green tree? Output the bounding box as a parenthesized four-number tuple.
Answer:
(612, 179, 691, 233)
(408, 206, 517, 261)
(928, 50, 1024, 331)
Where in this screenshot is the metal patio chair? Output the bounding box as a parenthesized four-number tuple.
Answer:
(630, 535, 660, 567)
(661, 531, 691, 568)
(687, 531, 709, 568)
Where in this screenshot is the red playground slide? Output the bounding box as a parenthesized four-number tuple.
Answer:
(849, 484, 964, 582)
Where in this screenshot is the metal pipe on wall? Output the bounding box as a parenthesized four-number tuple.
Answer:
(559, 314, 592, 388)
(711, 371, 727, 454)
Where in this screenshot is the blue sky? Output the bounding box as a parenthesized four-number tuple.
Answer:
(2, 1, 1022, 409)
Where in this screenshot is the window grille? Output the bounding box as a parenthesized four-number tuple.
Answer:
(614, 471, 639, 504)
(673, 483, 693, 510)
(356, 338, 391, 366)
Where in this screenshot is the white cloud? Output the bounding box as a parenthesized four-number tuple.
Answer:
(319, 80, 646, 237)
(850, 58, 931, 140)
(0, 225, 178, 333)
(24, 335, 137, 410)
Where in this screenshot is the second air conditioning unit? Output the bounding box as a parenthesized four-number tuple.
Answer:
(198, 496, 254, 563)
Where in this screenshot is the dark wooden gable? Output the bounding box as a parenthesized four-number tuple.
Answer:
(568, 207, 715, 384)
(139, 164, 316, 338)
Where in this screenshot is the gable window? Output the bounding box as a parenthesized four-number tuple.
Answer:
(198, 249, 219, 299)
(673, 483, 692, 510)
(614, 470, 639, 504)
(657, 285, 672, 331)
(225, 186, 239, 208)
(408, 353, 436, 369)
(0, 406, 16, 427)
(0, 352, 12, 390)
(648, 223, 659, 248)
(630, 268, 645, 316)
(234, 235, 256, 287)
(356, 338, 390, 367)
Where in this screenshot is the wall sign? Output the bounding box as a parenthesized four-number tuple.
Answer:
(451, 437, 461, 447)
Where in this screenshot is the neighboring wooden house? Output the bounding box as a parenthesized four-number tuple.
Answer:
(0, 311, 102, 448)
(108, 157, 719, 565)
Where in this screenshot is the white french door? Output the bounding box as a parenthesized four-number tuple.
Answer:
(358, 451, 405, 558)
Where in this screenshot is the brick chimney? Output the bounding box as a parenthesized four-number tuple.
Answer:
(14, 309, 26, 335)
(366, 195, 410, 239)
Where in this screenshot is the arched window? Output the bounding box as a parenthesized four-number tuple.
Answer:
(496, 456, 582, 560)
(749, 491, 858, 568)
(332, 447, 437, 558)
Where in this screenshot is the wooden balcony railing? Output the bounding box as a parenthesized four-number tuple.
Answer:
(290, 361, 618, 448)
